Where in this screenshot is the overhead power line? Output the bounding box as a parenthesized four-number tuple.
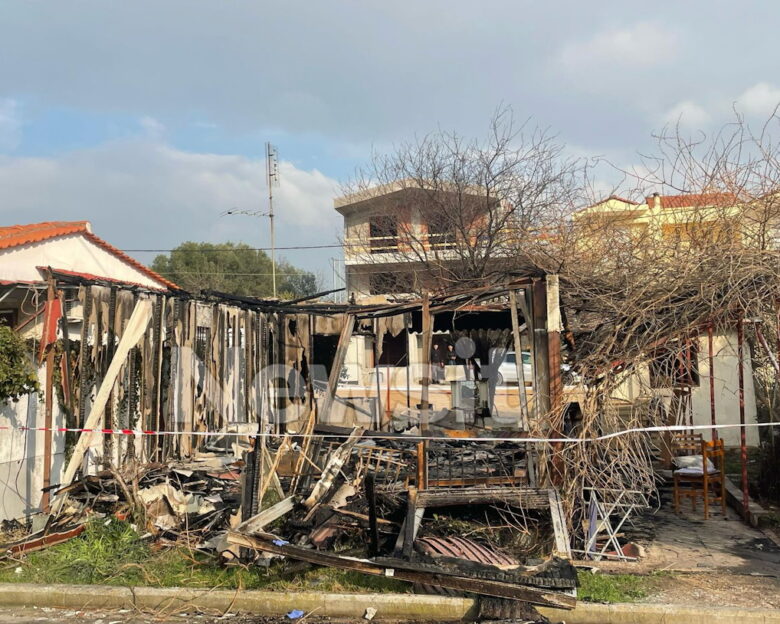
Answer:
(161, 272, 310, 276)
(123, 243, 344, 253)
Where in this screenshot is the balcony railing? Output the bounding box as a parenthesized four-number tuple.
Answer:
(368, 234, 400, 254)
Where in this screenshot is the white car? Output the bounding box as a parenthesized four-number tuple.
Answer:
(496, 350, 533, 386)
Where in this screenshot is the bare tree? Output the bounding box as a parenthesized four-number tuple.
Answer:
(542, 112, 780, 524)
(341, 107, 584, 297)
(344, 108, 780, 531)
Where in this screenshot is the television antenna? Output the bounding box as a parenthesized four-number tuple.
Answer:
(223, 142, 280, 297)
(266, 142, 280, 298)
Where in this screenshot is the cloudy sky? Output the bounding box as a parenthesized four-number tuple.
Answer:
(1, 1, 779, 284)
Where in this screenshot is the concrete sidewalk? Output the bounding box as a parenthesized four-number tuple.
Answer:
(1, 583, 780, 624)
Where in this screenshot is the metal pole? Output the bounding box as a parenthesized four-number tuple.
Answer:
(708, 325, 718, 441)
(266, 142, 277, 299)
(737, 319, 749, 517)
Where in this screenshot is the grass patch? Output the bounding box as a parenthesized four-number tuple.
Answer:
(724, 447, 761, 479)
(0, 518, 409, 593)
(576, 570, 652, 603)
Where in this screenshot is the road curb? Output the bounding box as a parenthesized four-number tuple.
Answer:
(0, 584, 476, 621)
(0, 583, 778, 623)
(539, 602, 780, 624)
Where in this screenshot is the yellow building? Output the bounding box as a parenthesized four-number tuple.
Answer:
(573, 192, 743, 249)
(573, 193, 761, 447)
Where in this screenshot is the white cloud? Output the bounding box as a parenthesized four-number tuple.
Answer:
(139, 116, 166, 139)
(0, 98, 22, 152)
(661, 100, 712, 128)
(0, 139, 341, 274)
(655, 83, 780, 131)
(735, 82, 780, 117)
(558, 22, 679, 71)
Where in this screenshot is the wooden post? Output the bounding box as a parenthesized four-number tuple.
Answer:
(708, 325, 718, 441)
(404, 312, 411, 411)
(420, 294, 432, 432)
(318, 314, 355, 422)
(103, 287, 117, 467)
(149, 295, 164, 461)
(508, 289, 530, 430)
(77, 286, 92, 430)
(416, 440, 428, 490)
(532, 276, 565, 485)
(531, 280, 550, 421)
(545, 276, 564, 423)
(519, 287, 538, 486)
(365, 472, 379, 557)
(57, 290, 74, 418)
(373, 318, 383, 430)
(737, 319, 750, 517)
(41, 277, 56, 511)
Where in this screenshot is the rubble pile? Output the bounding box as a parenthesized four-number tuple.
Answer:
(229, 426, 577, 619)
(2, 427, 576, 623)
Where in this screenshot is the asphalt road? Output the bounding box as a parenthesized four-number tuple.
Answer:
(0, 609, 363, 624)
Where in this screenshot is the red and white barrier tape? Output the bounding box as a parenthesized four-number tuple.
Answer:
(0, 421, 778, 444)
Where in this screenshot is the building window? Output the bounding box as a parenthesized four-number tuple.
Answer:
(377, 330, 408, 367)
(369, 215, 399, 253)
(649, 341, 699, 388)
(426, 212, 456, 250)
(369, 271, 415, 295)
(195, 326, 211, 360)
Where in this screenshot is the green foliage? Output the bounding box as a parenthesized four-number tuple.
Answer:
(0, 518, 409, 593)
(576, 570, 651, 603)
(0, 325, 39, 402)
(151, 241, 318, 299)
(0, 519, 149, 586)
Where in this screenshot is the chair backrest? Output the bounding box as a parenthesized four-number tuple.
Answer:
(671, 432, 703, 456)
(702, 438, 725, 473)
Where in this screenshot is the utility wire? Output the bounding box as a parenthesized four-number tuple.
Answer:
(162, 272, 309, 276)
(124, 244, 345, 252)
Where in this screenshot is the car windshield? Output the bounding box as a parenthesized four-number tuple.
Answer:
(502, 351, 531, 364)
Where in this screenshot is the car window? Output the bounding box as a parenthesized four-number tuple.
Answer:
(505, 353, 515, 364)
(522, 352, 532, 365)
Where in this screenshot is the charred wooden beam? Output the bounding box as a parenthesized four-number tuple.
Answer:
(509, 289, 530, 430)
(416, 487, 550, 509)
(317, 314, 355, 423)
(227, 532, 575, 609)
(365, 472, 379, 557)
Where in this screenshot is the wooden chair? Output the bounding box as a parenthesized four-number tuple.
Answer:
(672, 437, 726, 519)
(670, 432, 703, 458)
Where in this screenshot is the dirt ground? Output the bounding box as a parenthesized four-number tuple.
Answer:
(586, 485, 780, 609)
(636, 571, 780, 609)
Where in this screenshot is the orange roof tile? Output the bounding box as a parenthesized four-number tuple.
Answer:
(0, 221, 91, 249)
(649, 192, 737, 209)
(0, 221, 177, 289)
(573, 195, 640, 215)
(602, 194, 639, 206)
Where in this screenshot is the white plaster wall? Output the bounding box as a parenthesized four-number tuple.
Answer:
(692, 332, 758, 447)
(0, 367, 66, 521)
(0, 234, 164, 289)
(610, 332, 759, 447)
(343, 335, 370, 383)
